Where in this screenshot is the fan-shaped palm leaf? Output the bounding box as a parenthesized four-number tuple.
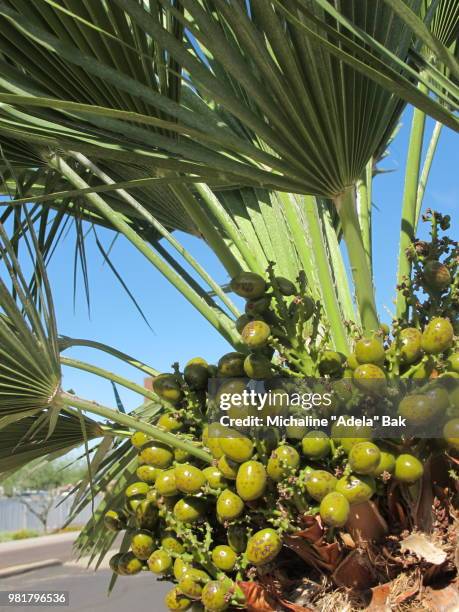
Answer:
(0, 407, 102, 475)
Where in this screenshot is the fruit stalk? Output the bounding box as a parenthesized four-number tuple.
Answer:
(59, 391, 213, 463)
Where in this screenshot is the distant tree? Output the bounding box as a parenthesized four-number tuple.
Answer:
(18, 493, 57, 534)
(2, 460, 85, 496)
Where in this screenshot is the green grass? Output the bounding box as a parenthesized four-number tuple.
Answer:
(0, 526, 83, 543)
(0, 529, 39, 542)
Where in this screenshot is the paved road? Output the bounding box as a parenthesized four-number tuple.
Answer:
(0, 563, 171, 612)
(0, 533, 79, 571)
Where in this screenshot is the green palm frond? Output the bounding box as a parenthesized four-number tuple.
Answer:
(0, 407, 102, 476)
(0, 218, 61, 419)
(430, 0, 459, 48)
(0, 0, 456, 203)
(0, 1, 456, 335)
(70, 400, 163, 569)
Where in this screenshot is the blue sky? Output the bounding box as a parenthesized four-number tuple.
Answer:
(3, 109, 458, 413)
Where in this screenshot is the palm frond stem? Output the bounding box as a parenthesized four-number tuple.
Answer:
(60, 391, 213, 463)
(334, 189, 379, 333)
(46, 153, 240, 347)
(60, 356, 158, 403)
(396, 83, 427, 319)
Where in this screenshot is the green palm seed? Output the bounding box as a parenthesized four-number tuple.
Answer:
(285, 412, 308, 440)
(319, 492, 350, 527)
(423, 260, 451, 290)
(103, 510, 126, 532)
(201, 580, 233, 612)
(118, 552, 143, 575)
(157, 413, 183, 433)
(161, 533, 184, 555)
(447, 353, 459, 374)
(246, 528, 282, 565)
(236, 460, 267, 501)
(275, 276, 297, 296)
(131, 431, 151, 449)
(398, 394, 439, 425)
(217, 455, 239, 480)
(173, 558, 189, 581)
(135, 499, 158, 530)
(164, 587, 191, 611)
(153, 374, 183, 404)
(443, 418, 459, 450)
(125, 497, 143, 514)
(346, 353, 359, 370)
(109, 553, 125, 575)
(331, 379, 353, 403)
(219, 435, 253, 463)
(267, 445, 300, 481)
(217, 352, 246, 377)
(301, 431, 331, 459)
(173, 497, 206, 524)
(373, 452, 396, 476)
(235, 314, 251, 334)
(175, 464, 206, 494)
(355, 337, 385, 365)
(227, 524, 247, 553)
(182, 567, 211, 584)
(211, 545, 237, 572)
(348, 442, 381, 475)
(336, 423, 372, 454)
(125, 481, 150, 499)
(426, 386, 450, 411)
(379, 323, 390, 336)
(451, 387, 459, 412)
(131, 530, 155, 560)
(399, 328, 423, 365)
(394, 454, 424, 483)
(230, 272, 266, 299)
(184, 358, 209, 390)
(243, 353, 273, 379)
(178, 576, 202, 599)
(241, 320, 271, 349)
(421, 318, 454, 354)
(139, 442, 174, 469)
(353, 364, 387, 395)
(216, 489, 244, 522)
(202, 424, 224, 459)
(155, 469, 178, 497)
(203, 466, 227, 489)
(318, 351, 344, 376)
(305, 470, 337, 501)
(245, 295, 271, 316)
(215, 379, 248, 414)
(136, 465, 162, 484)
(335, 474, 376, 504)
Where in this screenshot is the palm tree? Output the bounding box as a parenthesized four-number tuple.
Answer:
(0, 0, 457, 599)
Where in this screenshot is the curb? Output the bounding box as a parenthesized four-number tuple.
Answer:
(0, 559, 62, 579)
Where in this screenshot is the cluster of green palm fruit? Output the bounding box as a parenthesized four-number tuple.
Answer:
(104, 215, 457, 611)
